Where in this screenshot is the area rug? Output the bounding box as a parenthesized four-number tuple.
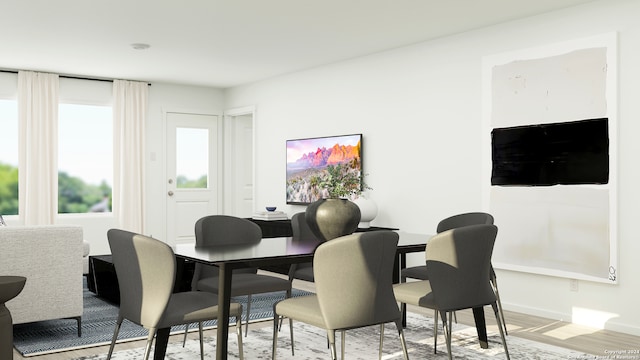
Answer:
(72, 312, 592, 360)
(12, 278, 310, 357)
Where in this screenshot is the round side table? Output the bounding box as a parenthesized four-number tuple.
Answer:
(0, 276, 27, 360)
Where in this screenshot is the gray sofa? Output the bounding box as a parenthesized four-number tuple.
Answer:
(0, 225, 84, 334)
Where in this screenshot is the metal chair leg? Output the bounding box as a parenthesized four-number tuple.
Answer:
(106, 316, 123, 360)
(492, 277, 508, 335)
(272, 312, 279, 360)
(433, 309, 439, 353)
(182, 324, 189, 347)
(328, 330, 338, 360)
(245, 294, 252, 336)
(236, 315, 244, 360)
(143, 328, 156, 360)
(492, 302, 511, 360)
(198, 322, 204, 360)
(446, 313, 453, 360)
(379, 324, 384, 360)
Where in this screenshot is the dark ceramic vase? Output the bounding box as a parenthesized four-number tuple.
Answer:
(305, 198, 361, 242)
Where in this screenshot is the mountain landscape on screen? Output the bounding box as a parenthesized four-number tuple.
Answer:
(286, 134, 362, 204)
(291, 143, 360, 169)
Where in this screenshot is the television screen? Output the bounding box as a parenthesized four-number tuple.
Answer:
(286, 133, 362, 204)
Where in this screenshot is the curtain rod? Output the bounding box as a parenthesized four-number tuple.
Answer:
(0, 69, 150, 85)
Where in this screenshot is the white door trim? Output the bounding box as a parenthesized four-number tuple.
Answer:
(223, 106, 256, 216)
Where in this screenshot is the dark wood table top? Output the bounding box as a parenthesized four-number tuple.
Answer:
(173, 231, 429, 267)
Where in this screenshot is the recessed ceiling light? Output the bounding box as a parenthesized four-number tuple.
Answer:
(131, 43, 151, 50)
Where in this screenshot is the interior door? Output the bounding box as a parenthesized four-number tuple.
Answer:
(166, 111, 221, 246)
(224, 107, 255, 217)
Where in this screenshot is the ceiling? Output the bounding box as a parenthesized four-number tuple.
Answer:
(1, 0, 597, 88)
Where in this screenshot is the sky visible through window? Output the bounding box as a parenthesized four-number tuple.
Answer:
(0, 100, 112, 187)
(59, 103, 112, 187)
(176, 127, 209, 187)
(0, 100, 18, 168)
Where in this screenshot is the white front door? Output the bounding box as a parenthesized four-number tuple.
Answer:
(166, 111, 221, 246)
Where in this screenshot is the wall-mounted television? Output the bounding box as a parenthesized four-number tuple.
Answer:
(286, 133, 362, 205)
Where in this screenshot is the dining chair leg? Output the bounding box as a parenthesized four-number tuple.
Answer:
(341, 330, 346, 360)
(440, 312, 453, 360)
(272, 311, 279, 360)
(401, 302, 407, 327)
(380, 322, 411, 360)
(433, 309, 439, 353)
(397, 325, 410, 360)
(143, 329, 156, 360)
(289, 317, 295, 355)
(198, 321, 204, 360)
(492, 302, 511, 360)
(378, 324, 384, 360)
(277, 289, 292, 332)
(182, 325, 189, 347)
(106, 316, 123, 360)
(492, 278, 508, 335)
(441, 312, 453, 360)
(236, 315, 245, 360)
(327, 330, 338, 360)
(245, 294, 252, 336)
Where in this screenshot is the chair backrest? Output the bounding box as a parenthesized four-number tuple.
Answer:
(424, 224, 498, 312)
(313, 231, 400, 330)
(290, 212, 319, 274)
(194, 215, 262, 246)
(107, 229, 175, 328)
(436, 212, 494, 233)
(291, 212, 319, 242)
(193, 215, 263, 281)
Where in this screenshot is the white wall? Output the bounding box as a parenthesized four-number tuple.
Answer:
(223, 0, 640, 335)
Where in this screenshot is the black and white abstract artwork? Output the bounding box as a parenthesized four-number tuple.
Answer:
(482, 33, 617, 283)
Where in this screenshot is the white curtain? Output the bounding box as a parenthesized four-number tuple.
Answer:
(18, 71, 59, 225)
(113, 80, 148, 233)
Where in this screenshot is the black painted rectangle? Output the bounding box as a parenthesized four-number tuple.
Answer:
(491, 118, 609, 186)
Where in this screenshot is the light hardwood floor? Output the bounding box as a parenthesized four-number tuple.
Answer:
(13, 278, 640, 359)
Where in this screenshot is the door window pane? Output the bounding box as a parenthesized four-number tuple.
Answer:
(176, 127, 208, 189)
(58, 104, 113, 213)
(0, 100, 18, 215)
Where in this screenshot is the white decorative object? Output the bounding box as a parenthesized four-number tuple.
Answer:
(252, 210, 288, 221)
(353, 194, 378, 228)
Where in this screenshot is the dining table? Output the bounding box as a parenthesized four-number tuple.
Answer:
(155, 231, 488, 360)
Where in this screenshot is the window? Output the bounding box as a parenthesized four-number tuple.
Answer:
(0, 99, 18, 215)
(176, 127, 208, 188)
(58, 103, 113, 213)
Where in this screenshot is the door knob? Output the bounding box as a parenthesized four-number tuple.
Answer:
(168, 191, 174, 196)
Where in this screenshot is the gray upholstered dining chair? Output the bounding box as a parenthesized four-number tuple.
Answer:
(400, 212, 507, 341)
(287, 212, 317, 284)
(106, 229, 244, 360)
(273, 231, 410, 360)
(187, 215, 292, 338)
(394, 224, 510, 360)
